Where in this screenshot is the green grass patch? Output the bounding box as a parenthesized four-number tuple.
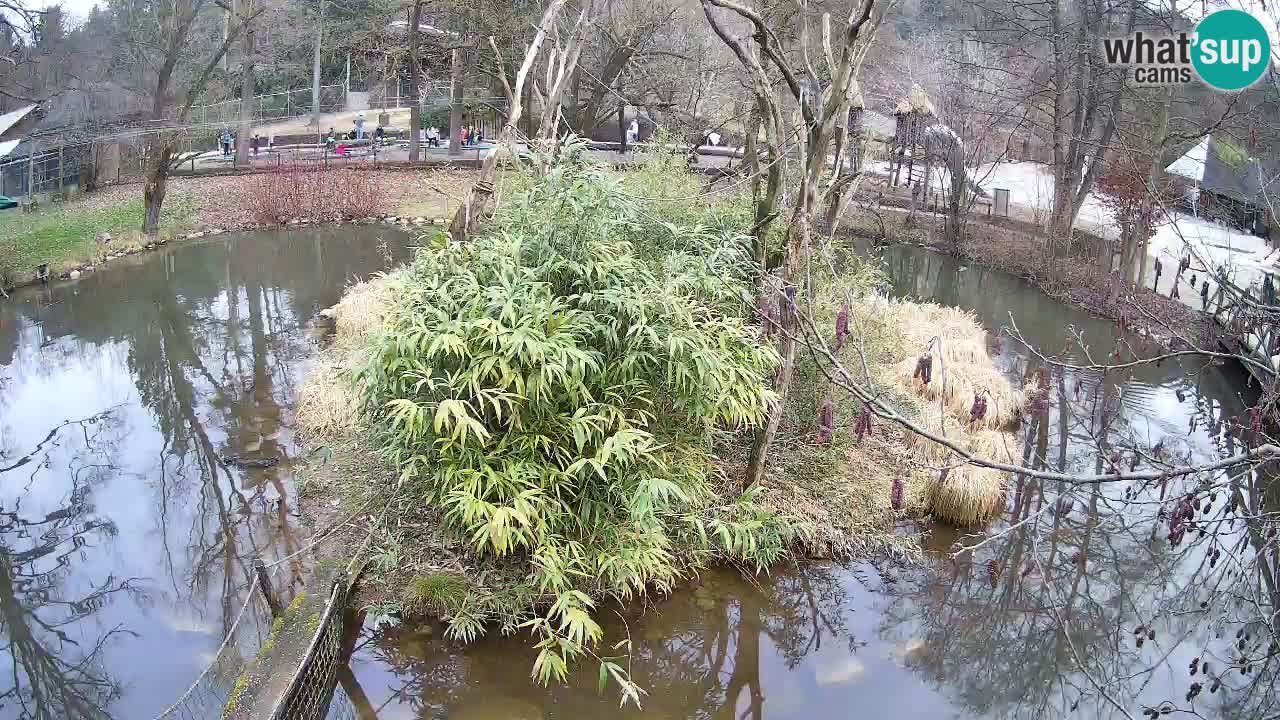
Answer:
(0, 191, 196, 287)
(401, 573, 469, 618)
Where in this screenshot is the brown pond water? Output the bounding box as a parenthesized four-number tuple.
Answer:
(0, 233, 1274, 720)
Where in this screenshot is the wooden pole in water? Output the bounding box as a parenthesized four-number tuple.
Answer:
(253, 559, 283, 617)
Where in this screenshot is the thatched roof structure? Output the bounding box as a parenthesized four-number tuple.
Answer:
(892, 84, 936, 117)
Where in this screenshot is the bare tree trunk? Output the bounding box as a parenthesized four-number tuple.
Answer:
(142, 139, 173, 235)
(447, 1, 569, 241)
(234, 7, 255, 166)
(1134, 89, 1171, 290)
(744, 106, 765, 270)
(408, 0, 422, 163)
(946, 156, 964, 251)
(746, 206, 812, 488)
(535, 4, 593, 143)
(448, 47, 463, 156)
(310, 3, 323, 135)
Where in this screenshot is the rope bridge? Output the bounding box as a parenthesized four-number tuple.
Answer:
(268, 572, 351, 720)
(151, 500, 381, 720)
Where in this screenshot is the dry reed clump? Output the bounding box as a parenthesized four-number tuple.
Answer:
(890, 302, 1026, 432)
(331, 273, 401, 351)
(296, 366, 362, 440)
(901, 415, 1017, 526)
(876, 299, 1024, 527)
(296, 272, 401, 439)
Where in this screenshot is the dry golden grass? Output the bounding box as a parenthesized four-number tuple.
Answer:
(296, 272, 402, 438)
(296, 366, 362, 440)
(924, 464, 1010, 527)
(889, 302, 1026, 431)
(331, 273, 401, 350)
(867, 298, 1022, 527)
(900, 415, 1016, 526)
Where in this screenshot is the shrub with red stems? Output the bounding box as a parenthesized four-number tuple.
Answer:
(241, 163, 389, 225)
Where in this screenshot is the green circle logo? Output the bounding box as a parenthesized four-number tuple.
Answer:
(1192, 9, 1271, 91)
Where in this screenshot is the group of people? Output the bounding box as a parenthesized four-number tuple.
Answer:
(414, 124, 484, 148)
(218, 129, 267, 157)
(218, 112, 488, 160)
(324, 116, 392, 156)
(459, 125, 484, 146)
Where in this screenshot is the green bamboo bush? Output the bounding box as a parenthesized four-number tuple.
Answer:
(356, 145, 800, 693)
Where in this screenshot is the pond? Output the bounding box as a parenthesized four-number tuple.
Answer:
(0, 227, 411, 719)
(0, 232, 1273, 720)
(336, 244, 1274, 720)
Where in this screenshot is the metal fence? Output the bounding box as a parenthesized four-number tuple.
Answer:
(192, 85, 350, 126)
(269, 572, 351, 720)
(0, 143, 89, 198)
(153, 588, 277, 720)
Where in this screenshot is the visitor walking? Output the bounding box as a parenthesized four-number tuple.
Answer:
(354, 114, 366, 141)
(220, 128, 232, 157)
(460, 126, 468, 146)
(251, 133, 261, 156)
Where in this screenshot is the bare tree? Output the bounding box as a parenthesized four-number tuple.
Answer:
(233, 0, 256, 166)
(407, 0, 423, 162)
(108, 0, 262, 233)
(702, 0, 889, 489)
(446, 0, 597, 241)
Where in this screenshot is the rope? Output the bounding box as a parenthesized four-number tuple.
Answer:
(263, 495, 380, 570)
(151, 586, 261, 720)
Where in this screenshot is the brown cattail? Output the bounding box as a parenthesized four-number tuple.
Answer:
(817, 398, 836, 444)
(855, 404, 873, 442)
(913, 353, 933, 384)
(969, 393, 988, 424)
(835, 304, 850, 351)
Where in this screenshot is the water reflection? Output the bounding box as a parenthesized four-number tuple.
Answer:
(341, 242, 1277, 720)
(0, 227, 411, 719)
(875, 244, 1278, 718)
(344, 564, 934, 720)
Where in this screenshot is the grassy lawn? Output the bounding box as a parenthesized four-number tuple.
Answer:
(0, 189, 196, 288)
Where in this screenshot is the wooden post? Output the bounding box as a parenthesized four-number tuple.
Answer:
(27, 137, 36, 207)
(448, 46, 463, 156)
(253, 559, 282, 617)
(617, 96, 626, 156)
(56, 142, 63, 196)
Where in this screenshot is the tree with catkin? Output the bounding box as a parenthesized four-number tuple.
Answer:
(701, 0, 890, 489)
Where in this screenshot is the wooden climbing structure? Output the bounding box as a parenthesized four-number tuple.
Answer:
(888, 84, 937, 190)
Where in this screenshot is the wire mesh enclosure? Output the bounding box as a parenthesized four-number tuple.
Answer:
(268, 572, 351, 720)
